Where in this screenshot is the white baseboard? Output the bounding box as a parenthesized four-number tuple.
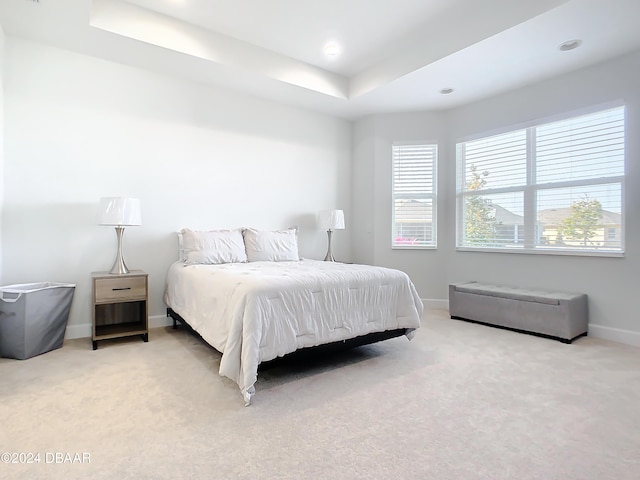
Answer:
(64, 323, 91, 340)
(66, 309, 640, 349)
(422, 298, 449, 310)
(587, 324, 640, 348)
(151, 313, 174, 329)
(64, 314, 173, 340)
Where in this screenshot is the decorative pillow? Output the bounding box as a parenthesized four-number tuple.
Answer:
(243, 228, 299, 262)
(180, 228, 248, 265)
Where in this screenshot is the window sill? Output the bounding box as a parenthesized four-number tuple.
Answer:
(455, 246, 624, 258)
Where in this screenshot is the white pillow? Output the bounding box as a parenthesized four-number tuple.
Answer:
(180, 228, 248, 265)
(177, 231, 186, 262)
(243, 228, 299, 262)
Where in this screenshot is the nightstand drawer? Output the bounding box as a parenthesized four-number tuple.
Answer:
(94, 276, 147, 303)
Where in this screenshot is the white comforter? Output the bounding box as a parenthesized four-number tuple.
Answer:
(164, 259, 423, 405)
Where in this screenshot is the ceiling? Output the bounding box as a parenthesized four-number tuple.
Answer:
(1, 0, 640, 119)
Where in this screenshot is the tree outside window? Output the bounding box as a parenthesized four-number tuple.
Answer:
(559, 196, 604, 247)
(464, 164, 497, 245)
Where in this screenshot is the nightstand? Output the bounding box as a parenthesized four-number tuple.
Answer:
(91, 271, 148, 350)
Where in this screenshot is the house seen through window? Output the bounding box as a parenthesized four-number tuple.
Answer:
(456, 106, 625, 255)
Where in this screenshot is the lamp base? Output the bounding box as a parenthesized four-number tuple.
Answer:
(109, 226, 131, 275)
(109, 259, 130, 275)
(323, 229, 336, 262)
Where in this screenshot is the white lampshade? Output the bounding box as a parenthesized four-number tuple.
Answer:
(318, 209, 345, 230)
(99, 197, 142, 226)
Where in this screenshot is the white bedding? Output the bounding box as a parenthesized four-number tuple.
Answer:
(164, 259, 423, 405)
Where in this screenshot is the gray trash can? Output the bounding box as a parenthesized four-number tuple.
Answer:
(0, 282, 75, 360)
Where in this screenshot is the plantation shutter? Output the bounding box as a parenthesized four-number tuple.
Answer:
(535, 107, 625, 251)
(392, 143, 437, 248)
(536, 108, 625, 183)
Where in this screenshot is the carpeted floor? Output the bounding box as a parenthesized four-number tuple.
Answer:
(1, 309, 639, 480)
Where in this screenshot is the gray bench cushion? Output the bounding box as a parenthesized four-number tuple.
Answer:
(452, 282, 581, 305)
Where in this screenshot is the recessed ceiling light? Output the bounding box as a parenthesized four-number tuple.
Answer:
(324, 42, 342, 58)
(559, 39, 582, 51)
(440, 88, 454, 95)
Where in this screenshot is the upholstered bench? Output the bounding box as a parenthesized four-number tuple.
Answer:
(449, 282, 588, 343)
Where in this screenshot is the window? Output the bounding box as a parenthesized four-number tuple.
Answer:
(392, 143, 437, 248)
(456, 106, 625, 255)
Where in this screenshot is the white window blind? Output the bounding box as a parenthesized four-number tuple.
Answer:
(456, 106, 625, 255)
(392, 143, 437, 248)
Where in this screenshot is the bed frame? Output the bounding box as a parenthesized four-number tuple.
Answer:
(166, 307, 408, 367)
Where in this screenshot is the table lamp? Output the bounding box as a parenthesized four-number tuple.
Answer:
(99, 197, 142, 274)
(318, 209, 345, 261)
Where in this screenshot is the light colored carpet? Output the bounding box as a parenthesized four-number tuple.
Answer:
(1, 309, 639, 480)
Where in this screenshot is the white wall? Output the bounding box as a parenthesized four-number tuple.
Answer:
(4, 35, 639, 346)
(351, 116, 376, 263)
(353, 49, 640, 345)
(352, 112, 449, 303)
(3, 38, 352, 337)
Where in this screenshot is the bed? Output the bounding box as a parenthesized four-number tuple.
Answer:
(164, 228, 424, 405)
